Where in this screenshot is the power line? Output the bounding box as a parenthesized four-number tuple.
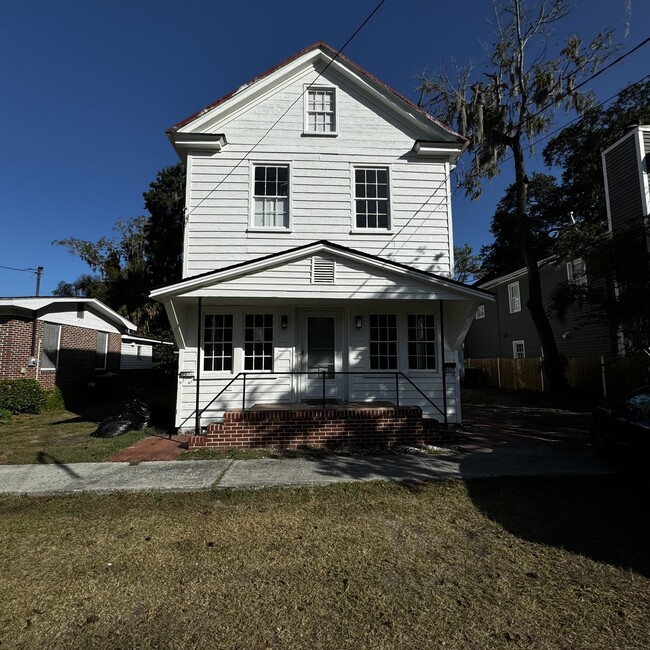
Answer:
(185, 0, 387, 220)
(518, 72, 650, 158)
(527, 34, 650, 123)
(0, 264, 40, 273)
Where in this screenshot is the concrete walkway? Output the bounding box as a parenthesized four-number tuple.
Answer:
(0, 446, 614, 497)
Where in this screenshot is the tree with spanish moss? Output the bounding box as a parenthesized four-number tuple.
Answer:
(418, 0, 615, 392)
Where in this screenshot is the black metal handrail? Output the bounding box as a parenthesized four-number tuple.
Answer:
(182, 370, 447, 434)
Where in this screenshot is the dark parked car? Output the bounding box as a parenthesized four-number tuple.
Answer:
(591, 386, 650, 458)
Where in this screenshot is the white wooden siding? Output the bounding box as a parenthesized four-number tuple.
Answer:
(181, 255, 461, 301)
(182, 65, 452, 278)
(37, 305, 121, 334)
(120, 342, 153, 370)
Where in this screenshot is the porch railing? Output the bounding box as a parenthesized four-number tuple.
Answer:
(182, 370, 447, 435)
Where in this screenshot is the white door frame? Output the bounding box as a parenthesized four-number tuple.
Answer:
(296, 308, 347, 402)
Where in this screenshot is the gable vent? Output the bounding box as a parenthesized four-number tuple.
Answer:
(311, 257, 336, 284)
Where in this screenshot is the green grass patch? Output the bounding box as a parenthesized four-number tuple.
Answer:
(1, 476, 648, 649)
(0, 407, 151, 465)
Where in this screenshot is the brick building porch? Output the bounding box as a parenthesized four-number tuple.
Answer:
(188, 402, 455, 450)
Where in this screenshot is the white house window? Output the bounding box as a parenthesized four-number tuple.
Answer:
(96, 332, 108, 370)
(566, 258, 587, 286)
(508, 281, 521, 314)
(244, 314, 273, 371)
(354, 167, 390, 229)
(306, 88, 336, 133)
(512, 340, 526, 359)
(407, 314, 436, 370)
(253, 165, 289, 228)
(369, 314, 398, 370)
(41, 323, 60, 371)
(475, 304, 486, 320)
(203, 314, 234, 372)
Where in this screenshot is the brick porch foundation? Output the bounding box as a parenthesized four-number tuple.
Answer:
(188, 404, 455, 450)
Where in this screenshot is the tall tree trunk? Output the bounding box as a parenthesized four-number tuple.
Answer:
(512, 138, 568, 393)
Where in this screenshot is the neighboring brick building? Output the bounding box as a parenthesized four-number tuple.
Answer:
(0, 297, 136, 390)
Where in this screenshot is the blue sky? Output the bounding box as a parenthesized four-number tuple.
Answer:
(1, 0, 648, 296)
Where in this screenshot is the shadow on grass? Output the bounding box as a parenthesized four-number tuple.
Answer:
(466, 474, 650, 578)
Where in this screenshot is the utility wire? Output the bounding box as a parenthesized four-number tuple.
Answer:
(185, 0, 387, 220)
(527, 34, 650, 123)
(0, 264, 40, 273)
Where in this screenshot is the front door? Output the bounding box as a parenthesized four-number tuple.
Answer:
(299, 311, 344, 401)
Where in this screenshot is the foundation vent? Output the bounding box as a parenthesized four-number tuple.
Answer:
(311, 257, 336, 284)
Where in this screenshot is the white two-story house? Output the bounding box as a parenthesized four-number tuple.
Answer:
(151, 42, 492, 446)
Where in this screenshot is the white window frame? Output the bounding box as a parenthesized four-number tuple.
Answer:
(508, 281, 521, 314)
(40, 322, 61, 371)
(244, 313, 274, 372)
(249, 162, 291, 232)
(566, 258, 587, 286)
(512, 340, 526, 359)
(351, 165, 392, 233)
(95, 331, 108, 370)
(303, 85, 337, 136)
(475, 304, 486, 320)
(202, 313, 235, 374)
(407, 314, 437, 371)
(368, 314, 398, 370)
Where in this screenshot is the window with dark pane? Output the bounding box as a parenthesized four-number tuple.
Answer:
(244, 314, 273, 371)
(369, 314, 397, 369)
(354, 167, 389, 229)
(407, 314, 436, 370)
(203, 314, 233, 372)
(307, 89, 335, 132)
(253, 165, 289, 228)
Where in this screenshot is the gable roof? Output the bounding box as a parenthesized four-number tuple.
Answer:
(168, 41, 466, 152)
(150, 240, 493, 301)
(0, 297, 137, 331)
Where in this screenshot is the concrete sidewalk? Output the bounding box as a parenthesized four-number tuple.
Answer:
(0, 447, 614, 497)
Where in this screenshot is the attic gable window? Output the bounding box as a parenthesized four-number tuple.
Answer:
(304, 87, 337, 135)
(252, 164, 290, 229)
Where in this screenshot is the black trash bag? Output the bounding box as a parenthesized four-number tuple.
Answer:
(129, 399, 151, 429)
(92, 411, 140, 438)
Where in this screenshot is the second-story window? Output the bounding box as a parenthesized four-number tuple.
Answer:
(306, 88, 336, 133)
(354, 167, 390, 230)
(508, 281, 521, 314)
(253, 165, 289, 229)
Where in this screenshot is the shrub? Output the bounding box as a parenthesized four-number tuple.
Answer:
(43, 388, 66, 412)
(0, 379, 46, 414)
(0, 409, 11, 424)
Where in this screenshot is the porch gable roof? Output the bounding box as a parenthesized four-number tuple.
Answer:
(150, 241, 494, 302)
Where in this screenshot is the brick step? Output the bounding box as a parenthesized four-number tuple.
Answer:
(190, 406, 451, 450)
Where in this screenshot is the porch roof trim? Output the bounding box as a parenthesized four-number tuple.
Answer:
(150, 241, 495, 302)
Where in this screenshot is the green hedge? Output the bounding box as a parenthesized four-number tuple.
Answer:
(0, 379, 47, 414)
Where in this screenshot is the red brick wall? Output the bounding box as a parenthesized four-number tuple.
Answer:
(0, 316, 121, 389)
(189, 405, 454, 449)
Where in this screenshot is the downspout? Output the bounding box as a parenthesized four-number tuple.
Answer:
(439, 301, 448, 428)
(195, 297, 203, 436)
(29, 309, 39, 369)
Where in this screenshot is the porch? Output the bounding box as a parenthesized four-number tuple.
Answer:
(188, 400, 454, 451)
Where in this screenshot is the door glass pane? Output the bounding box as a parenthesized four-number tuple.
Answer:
(307, 317, 335, 377)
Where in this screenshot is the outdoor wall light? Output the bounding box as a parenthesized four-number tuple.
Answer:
(281, 315, 288, 329)
(355, 316, 363, 329)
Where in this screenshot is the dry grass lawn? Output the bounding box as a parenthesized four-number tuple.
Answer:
(0, 407, 151, 465)
(1, 476, 649, 649)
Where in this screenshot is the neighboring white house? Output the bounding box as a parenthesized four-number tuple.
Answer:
(120, 335, 174, 371)
(150, 42, 492, 433)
